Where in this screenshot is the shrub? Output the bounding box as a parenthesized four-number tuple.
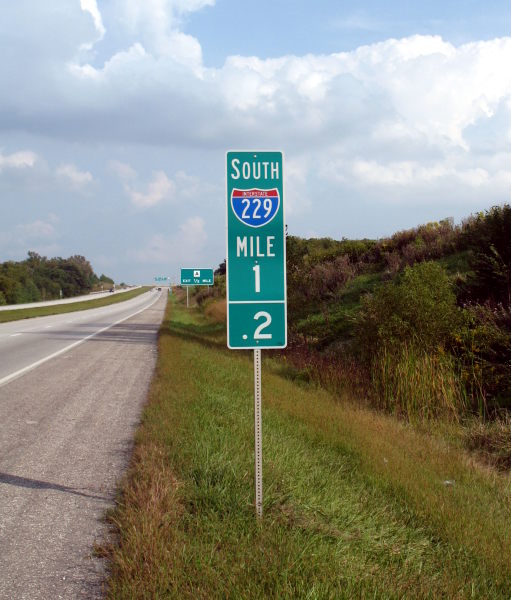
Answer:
(308, 255, 355, 301)
(462, 204, 511, 307)
(453, 302, 511, 415)
(357, 261, 461, 356)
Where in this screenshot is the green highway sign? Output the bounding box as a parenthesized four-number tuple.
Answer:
(154, 276, 169, 282)
(180, 268, 214, 286)
(226, 150, 287, 349)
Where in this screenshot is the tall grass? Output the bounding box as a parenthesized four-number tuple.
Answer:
(277, 343, 371, 402)
(372, 344, 466, 421)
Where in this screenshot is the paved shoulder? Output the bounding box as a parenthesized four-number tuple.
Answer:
(0, 293, 167, 599)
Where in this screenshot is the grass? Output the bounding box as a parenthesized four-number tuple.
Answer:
(294, 272, 382, 348)
(372, 344, 465, 421)
(438, 251, 472, 278)
(0, 287, 152, 323)
(105, 295, 511, 599)
(464, 415, 511, 471)
(337, 272, 382, 311)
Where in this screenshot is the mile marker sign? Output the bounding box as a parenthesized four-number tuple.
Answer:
(226, 151, 287, 349)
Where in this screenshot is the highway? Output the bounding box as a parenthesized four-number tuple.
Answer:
(0, 289, 167, 599)
(0, 288, 159, 385)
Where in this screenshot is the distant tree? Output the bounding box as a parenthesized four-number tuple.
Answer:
(215, 260, 226, 276)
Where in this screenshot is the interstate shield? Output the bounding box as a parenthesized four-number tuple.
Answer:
(231, 188, 280, 228)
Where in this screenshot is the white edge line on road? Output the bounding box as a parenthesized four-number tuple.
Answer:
(10, 333, 22, 337)
(0, 293, 161, 389)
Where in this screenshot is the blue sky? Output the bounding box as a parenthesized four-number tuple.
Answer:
(1, 1, 511, 283)
(186, 0, 511, 62)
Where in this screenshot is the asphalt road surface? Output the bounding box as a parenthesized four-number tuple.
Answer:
(0, 289, 167, 599)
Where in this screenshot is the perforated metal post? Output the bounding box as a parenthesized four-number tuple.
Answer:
(254, 348, 263, 518)
(186, 287, 189, 308)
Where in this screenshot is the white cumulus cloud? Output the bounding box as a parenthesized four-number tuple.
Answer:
(0, 151, 38, 170)
(80, 0, 106, 41)
(3, 1, 511, 270)
(56, 163, 93, 187)
(126, 170, 175, 208)
(109, 159, 137, 180)
(131, 216, 207, 264)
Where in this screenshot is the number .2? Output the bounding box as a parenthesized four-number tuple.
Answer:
(254, 311, 272, 339)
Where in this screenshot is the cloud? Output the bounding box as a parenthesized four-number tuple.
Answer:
(3, 1, 511, 269)
(115, 166, 219, 210)
(0, 215, 60, 259)
(174, 170, 221, 200)
(109, 159, 137, 180)
(324, 159, 491, 188)
(80, 0, 106, 44)
(285, 158, 312, 217)
(22, 27, 511, 177)
(16, 217, 57, 239)
(4, 0, 511, 179)
(126, 170, 175, 208)
(2, 1, 511, 157)
(106, 0, 213, 70)
(56, 163, 93, 187)
(131, 216, 207, 264)
(0, 150, 38, 171)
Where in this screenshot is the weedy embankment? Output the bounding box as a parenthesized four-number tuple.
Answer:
(105, 295, 511, 599)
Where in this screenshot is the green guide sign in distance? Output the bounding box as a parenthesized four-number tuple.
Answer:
(180, 268, 214, 286)
(226, 150, 287, 349)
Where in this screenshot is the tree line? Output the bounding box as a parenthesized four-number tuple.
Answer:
(0, 251, 113, 305)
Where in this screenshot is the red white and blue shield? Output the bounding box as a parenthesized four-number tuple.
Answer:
(231, 188, 280, 228)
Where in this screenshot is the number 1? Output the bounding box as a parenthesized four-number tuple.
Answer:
(253, 264, 260, 293)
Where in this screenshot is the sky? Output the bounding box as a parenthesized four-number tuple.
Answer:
(1, 1, 511, 284)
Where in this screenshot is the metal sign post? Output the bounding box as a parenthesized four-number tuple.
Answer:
(254, 348, 263, 518)
(226, 150, 286, 518)
(186, 287, 189, 308)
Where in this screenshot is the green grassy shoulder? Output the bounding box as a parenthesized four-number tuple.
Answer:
(0, 287, 152, 323)
(105, 296, 511, 599)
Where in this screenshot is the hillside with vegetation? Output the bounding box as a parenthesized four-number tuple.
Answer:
(0, 251, 115, 305)
(202, 204, 511, 466)
(283, 205, 511, 422)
